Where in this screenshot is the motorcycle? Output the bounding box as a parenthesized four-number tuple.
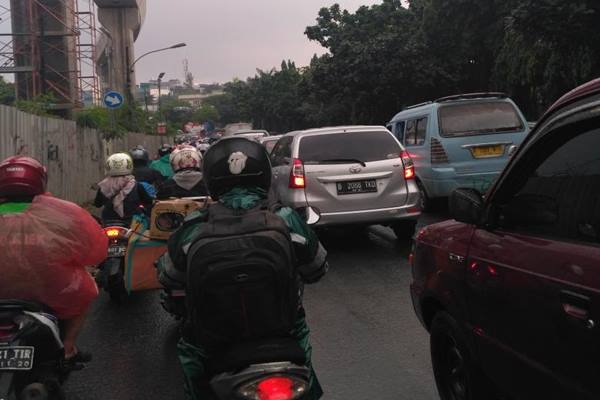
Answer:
(95, 221, 130, 303)
(209, 337, 310, 400)
(0, 300, 85, 400)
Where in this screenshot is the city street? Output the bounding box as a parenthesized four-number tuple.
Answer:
(65, 212, 446, 400)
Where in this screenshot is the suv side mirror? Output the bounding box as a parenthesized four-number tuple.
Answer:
(450, 188, 484, 225)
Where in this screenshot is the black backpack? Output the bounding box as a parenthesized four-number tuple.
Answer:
(185, 201, 299, 345)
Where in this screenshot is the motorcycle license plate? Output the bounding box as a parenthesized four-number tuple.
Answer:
(0, 346, 34, 370)
(107, 246, 126, 258)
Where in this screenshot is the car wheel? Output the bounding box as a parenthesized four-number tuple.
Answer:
(392, 221, 417, 240)
(417, 181, 430, 212)
(430, 312, 495, 400)
(107, 273, 127, 304)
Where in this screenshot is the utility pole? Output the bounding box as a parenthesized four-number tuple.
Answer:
(157, 71, 165, 120)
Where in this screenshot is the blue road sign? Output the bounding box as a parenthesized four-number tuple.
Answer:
(104, 91, 124, 109)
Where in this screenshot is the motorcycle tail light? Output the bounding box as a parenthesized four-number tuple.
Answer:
(237, 376, 307, 400)
(0, 323, 16, 341)
(104, 226, 129, 240)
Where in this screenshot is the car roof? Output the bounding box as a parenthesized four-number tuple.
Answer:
(234, 130, 269, 134)
(389, 92, 511, 122)
(260, 135, 281, 141)
(286, 125, 388, 138)
(546, 78, 600, 115)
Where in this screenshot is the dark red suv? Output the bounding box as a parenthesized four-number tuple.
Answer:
(411, 79, 600, 400)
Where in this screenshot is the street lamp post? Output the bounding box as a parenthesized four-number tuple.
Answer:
(125, 42, 187, 104)
(157, 71, 165, 120)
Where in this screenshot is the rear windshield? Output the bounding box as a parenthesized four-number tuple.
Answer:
(438, 101, 524, 138)
(299, 131, 401, 163)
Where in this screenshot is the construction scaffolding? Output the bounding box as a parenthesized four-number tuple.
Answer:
(0, 0, 100, 114)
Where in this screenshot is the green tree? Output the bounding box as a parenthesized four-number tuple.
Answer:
(193, 104, 220, 123)
(0, 76, 15, 105)
(15, 93, 57, 117)
(494, 0, 600, 117)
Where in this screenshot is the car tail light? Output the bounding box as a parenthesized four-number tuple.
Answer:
(237, 376, 307, 400)
(104, 226, 129, 240)
(430, 138, 449, 164)
(400, 151, 415, 180)
(289, 158, 306, 189)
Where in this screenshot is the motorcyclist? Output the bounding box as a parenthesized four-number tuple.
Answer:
(157, 137, 328, 399)
(150, 143, 175, 178)
(0, 156, 108, 360)
(156, 145, 208, 199)
(130, 145, 165, 190)
(94, 152, 154, 223)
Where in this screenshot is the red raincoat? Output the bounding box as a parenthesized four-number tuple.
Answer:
(0, 195, 108, 319)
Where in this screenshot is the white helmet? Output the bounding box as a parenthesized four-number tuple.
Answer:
(170, 145, 202, 172)
(105, 153, 134, 176)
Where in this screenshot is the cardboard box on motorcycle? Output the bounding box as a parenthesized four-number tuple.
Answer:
(125, 197, 211, 292)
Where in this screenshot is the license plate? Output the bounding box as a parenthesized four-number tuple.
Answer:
(336, 179, 378, 195)
(471, 145, 503, 158)
(107, 246, 126, 258)
(0, 346, 34, 371)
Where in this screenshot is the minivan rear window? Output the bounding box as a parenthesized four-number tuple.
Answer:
(299, 131, 401, 163)
(438, 101, 524, 138)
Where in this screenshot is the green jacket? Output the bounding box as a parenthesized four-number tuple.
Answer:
(161, 187, 327, 284)
(150, 155, 174, 178)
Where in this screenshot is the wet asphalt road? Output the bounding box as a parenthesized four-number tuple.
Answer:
(66, 212, 447, 400)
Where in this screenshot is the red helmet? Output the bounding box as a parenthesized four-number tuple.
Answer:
(0, 156, 48, 197)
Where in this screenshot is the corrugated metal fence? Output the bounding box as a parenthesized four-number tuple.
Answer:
(0, 105, 169, 204)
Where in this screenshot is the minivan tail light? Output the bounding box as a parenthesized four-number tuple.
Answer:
(400, 151, 415, 180)
(289, 159, 305, 189)
(431, 138, 449, 164)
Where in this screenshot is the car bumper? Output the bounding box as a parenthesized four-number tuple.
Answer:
(310, 203, 420, 227)
(422, 169, 501, 198)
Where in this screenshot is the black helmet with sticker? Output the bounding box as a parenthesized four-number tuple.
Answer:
(203, 137, 272, 200)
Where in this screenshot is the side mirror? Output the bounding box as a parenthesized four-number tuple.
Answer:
(449, 188, 484, 225)
(305, 207, 321, 225)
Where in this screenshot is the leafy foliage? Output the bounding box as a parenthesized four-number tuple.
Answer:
(0, 76, 15, 106)
(15, 93, 57, 117)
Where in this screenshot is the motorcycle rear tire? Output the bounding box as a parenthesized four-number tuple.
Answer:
(107, 274, 127, 304)
(19, 383, 49, 400)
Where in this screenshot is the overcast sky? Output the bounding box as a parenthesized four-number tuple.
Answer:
(134, 0, 381, 84)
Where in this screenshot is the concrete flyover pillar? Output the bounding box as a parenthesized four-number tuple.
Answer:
(94, 0, 146, 101)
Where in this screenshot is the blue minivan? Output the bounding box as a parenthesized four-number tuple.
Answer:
(387, 93, 528, 209)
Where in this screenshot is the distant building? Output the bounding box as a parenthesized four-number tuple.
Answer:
(177, 91, 224, 108)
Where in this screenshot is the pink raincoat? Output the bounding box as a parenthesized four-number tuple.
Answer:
(0, 195, 108, 318)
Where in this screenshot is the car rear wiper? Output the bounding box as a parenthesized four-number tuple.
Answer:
(313, 158, 367, 167)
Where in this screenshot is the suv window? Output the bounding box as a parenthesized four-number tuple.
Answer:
(439, 101, 524, 138)
(271, 136, 292, 166)
(403, 118, 427, 146)
(499, 124, 600, 244)
(299, 131, 401, 163)
(394, 121, 406, 141)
